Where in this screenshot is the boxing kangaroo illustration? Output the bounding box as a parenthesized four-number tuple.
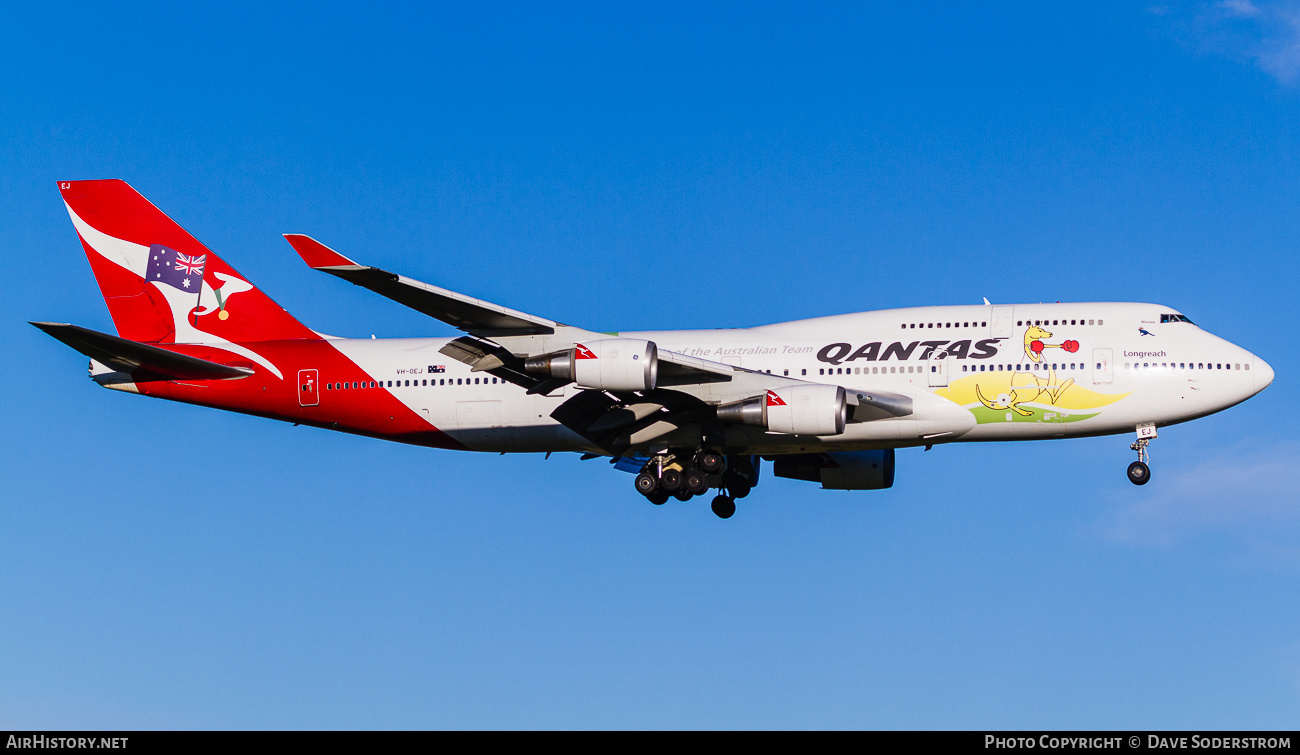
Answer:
(974, 325, 1079, 417)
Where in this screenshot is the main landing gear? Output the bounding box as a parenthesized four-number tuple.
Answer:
(634, 450, 758, 518)
(1127, 423, 1156, 486)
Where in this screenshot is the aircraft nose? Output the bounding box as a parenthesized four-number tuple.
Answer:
(1254, 355, 1275, 394)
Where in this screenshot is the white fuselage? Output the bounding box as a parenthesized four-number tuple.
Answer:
(322, 302, 1272, 454)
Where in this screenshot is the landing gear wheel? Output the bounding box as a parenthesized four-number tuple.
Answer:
(685, 470, 708, 495)
(711, 495, 736, 519)
(673, 488, 694, 502)
(1127, 461, 1151, 486)
(635, 473, 658, 496)
(661, 469, 683, 493)
(698, 452, 724, 474)
(648, 490, 670, 505)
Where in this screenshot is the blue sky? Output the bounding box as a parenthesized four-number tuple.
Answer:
(3, 1, 1299, 729)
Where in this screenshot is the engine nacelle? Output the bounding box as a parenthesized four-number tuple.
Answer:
(524, 339, 658, 392)
(716, 384, 847, 436)
(772, 449, 895, 490)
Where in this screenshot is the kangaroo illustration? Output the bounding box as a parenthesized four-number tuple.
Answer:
(974, 325, 1078, 417)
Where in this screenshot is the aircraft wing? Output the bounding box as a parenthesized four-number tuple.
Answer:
(283, 234, 559, 336)
(283, 235, 919, 453)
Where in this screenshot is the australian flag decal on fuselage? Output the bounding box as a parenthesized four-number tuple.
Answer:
(147, 244, 206, 292)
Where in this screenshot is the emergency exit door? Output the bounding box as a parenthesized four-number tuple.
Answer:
(928, 356, 949, 387)
(298, 369, 319, 406)
(991, 306, 1016, 339)
(1093, 349, 1113, 385)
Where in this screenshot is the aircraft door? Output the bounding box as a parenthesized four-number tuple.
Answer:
(455, 400, 512, 451)
(927, 355, 949, 387)
(298, 369, 319, 406)
(991, 306, 1015, 339)
(1093, 348, 1113, 384)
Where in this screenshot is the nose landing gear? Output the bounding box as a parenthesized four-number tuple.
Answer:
(1127, 423, 1156, 486)
(1127, 457, 1150, 485)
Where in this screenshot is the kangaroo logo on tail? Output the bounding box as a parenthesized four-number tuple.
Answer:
(974, 325, 1079, 416)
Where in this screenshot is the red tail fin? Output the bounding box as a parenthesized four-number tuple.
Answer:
(59, 179, 316, 344)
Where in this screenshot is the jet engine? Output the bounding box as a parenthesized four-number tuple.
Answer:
(716, 384, 847, 436)
(772, 449, 895, 490)
(524, 338, 658, 392)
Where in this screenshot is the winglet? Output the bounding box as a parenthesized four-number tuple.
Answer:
(283, 234, 361, 269)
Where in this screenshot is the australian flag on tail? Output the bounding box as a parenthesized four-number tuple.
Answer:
(147, 244, 206, 292)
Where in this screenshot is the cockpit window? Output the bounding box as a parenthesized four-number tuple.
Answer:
(1160, 313, 1196, 325)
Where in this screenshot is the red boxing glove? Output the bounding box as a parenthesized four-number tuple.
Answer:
(1031, 340, 1045, 353)
(1063, 340, 1079, 353)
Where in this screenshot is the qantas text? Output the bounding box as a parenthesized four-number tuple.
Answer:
(818, 339, 1000, 365)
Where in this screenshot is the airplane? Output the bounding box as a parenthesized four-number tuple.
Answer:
(35, 179, 1274, 518)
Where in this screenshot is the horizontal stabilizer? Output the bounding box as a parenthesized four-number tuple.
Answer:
(283, 234, 558, 336)
(31, 322, 254, 380)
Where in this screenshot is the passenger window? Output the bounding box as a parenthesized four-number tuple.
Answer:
(801, 369, 806, 376)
